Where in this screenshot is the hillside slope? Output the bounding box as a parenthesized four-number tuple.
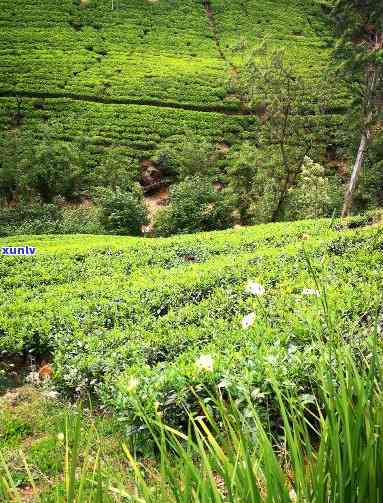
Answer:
(0, 0, 343, 168)
(0, 0, 332, 106)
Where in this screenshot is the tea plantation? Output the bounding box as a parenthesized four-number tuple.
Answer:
(1, 216, 382, 425)
(0, 0, 333, 105)
(0, 0, 346, 166)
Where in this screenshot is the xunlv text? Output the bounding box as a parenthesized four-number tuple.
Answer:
(1, 246, 37, 256)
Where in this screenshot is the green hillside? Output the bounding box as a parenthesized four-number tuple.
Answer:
(0, 0, 343, 166)
(1, 3, 383, 499)
(0, 0, 332, 105)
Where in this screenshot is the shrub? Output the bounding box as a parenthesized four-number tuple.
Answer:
(97, 186, 148, 236)
(27, 141, 84, 203)
(0, 203, 61, 236)
(0, 214, 381, 432)
(0, 204, 102, 236)
(226, 143, 280, 224)
(284, 157, 331, 220)
(0, 131, 85, 204)
(55, 206, 102, 234)
(154, 132, 218, 181)
(89, 150, 140, 192)
(154, 176, 235, 236)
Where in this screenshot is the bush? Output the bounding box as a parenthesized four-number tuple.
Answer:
(0, 214, 381, 433)
(154, 132, 218, 181)
(55, 206, 103, 234)
(0, 131, 85, 204)
(154, 176, 235, 236)
(97, 186, 148, 236)
(0, 204, 61, 236)
(0, 203, 102, 236)
(226, 143, 280, 224)
(89, 151, 140, 192)
(284, 157, 332, 220)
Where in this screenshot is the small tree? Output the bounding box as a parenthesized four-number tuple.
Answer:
(226, 142, 280, 224)
(332, 0, 383, 216)
(154, 177, 235, 236)
(97, 186, 148, 236)
(285, 157, 331, 220)
(0, 131, 84, 204)
(90, 151, 139, 192)
(154, 131, 218, 181)
(0, 131, 30, 205)
(233, 45, 329, 221)
(28, 141, 83, 203)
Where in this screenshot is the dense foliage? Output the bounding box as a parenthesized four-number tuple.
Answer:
(97, 186, 148, 235)
(2, 343, 383, 501)
(1, 0, 370, 234)
(0, 2, 382, 500)
(0, 0, 333, 106)
(0, 214, 381, 431)
(332, 0, 383, 215)
(154, 176, 235, 235)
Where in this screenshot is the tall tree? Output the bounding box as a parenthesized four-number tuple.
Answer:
(233, 46, 328, 222)
(332, 0, 383, 216)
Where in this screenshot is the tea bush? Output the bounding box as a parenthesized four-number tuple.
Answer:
(2, 344, 383, 501)
(0, 0, 336, 107)
(0, 97, 256, 172)
(0, 205, 102, 236)
(0, 0, 347, 177)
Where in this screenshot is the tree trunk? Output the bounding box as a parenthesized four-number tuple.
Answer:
(272, 175, 290, 222)
(341, 131, 368, 217)
(341, 62, 379, 217)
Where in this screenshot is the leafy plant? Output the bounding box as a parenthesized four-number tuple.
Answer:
(154, 132, 218, 181)
(96, 186, 149, 236)
(232, 45, 331, 221)
(89, 150, 140, 192)
(285, 157, 331, 220)
(154, 176, 235, 235)
(2, 341, 383, 501)
(226, 142, 280, 224)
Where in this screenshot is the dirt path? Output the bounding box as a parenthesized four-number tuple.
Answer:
(203, 0, 238, 76)
(142, 185, 169, 234)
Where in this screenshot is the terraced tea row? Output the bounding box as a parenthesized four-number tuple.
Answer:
(0, 96, 258, 169)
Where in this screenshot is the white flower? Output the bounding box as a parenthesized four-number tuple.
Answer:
(302, 288, 320, 297)
(289, 488, 297, 502)
(57, 432, 65, 442)
(265, 355, 278, 366)
(196, 354, 214, 372)
(25, 371, 40, 385)
(44, 390, 59, 400)
(245, 281, 265, 296)
(126, 377, 139, 392)
(241, 312, 256, 329)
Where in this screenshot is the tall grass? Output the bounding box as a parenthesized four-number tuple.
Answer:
(123, 342, 382, 502)
(1, 340, 382, 502)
